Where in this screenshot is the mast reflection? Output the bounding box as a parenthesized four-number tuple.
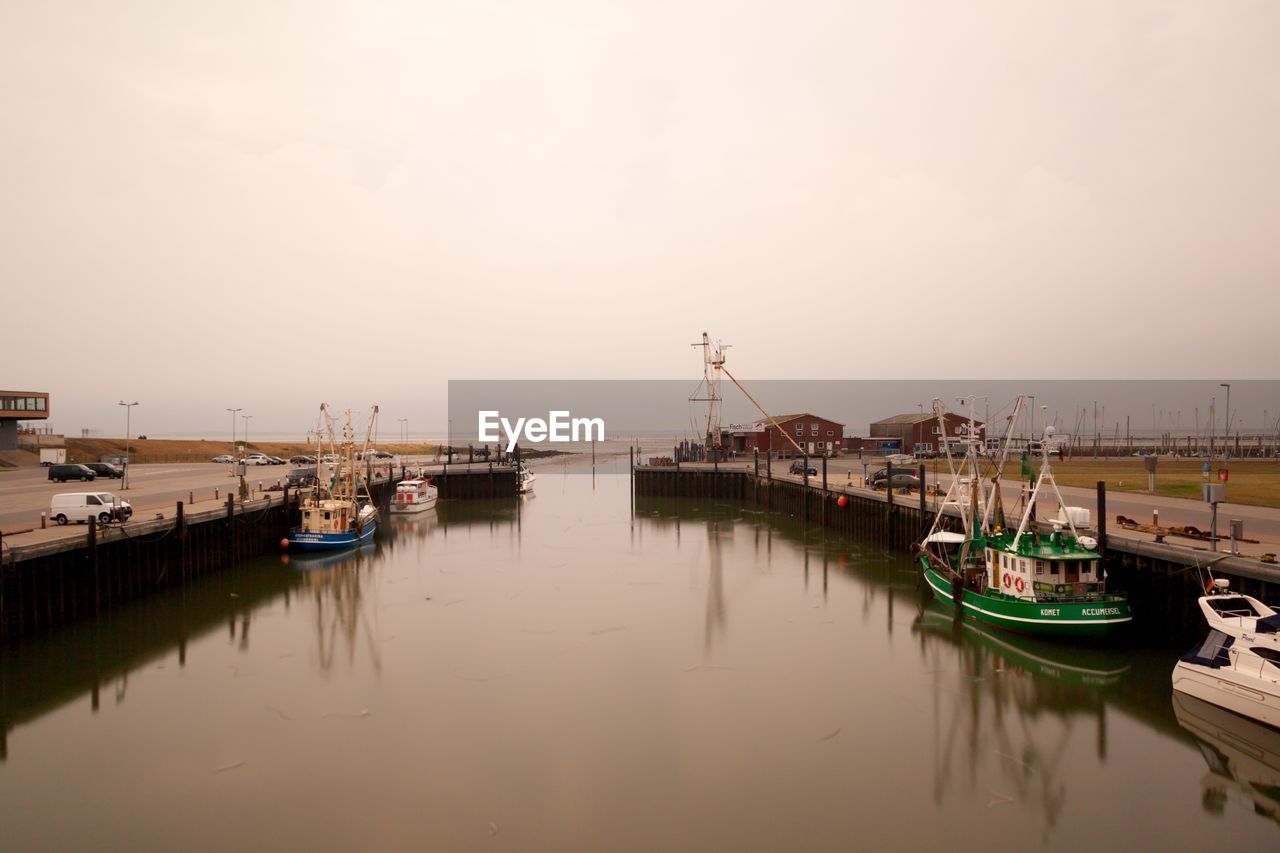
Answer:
(912, 602, 1129, 831)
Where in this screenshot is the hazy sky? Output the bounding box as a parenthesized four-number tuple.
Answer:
(4, 2, 1278, 437)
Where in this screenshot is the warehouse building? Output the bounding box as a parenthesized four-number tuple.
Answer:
(726, 413, 845, 457)
(869, 412, 983, 456)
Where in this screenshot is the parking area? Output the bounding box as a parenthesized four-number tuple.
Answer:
(0, 462, 322, 533)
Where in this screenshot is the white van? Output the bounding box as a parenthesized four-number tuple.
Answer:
(50, 492, 134, 525)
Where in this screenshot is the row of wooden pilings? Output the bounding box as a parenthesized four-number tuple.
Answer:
(630, 464, 1279, 637)
(0, 478, 406, 644)
(632, 466, 950, 552)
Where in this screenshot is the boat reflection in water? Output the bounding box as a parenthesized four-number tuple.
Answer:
(912, 602, 1130, 829)
(1173, 691, 1280, 826)
(281, 542, 381, 673)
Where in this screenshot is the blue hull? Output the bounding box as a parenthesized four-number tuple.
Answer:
(286, 518, 376, 552)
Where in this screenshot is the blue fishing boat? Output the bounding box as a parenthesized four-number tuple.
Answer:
(284, 404, 380, 553)
(286, 501, 377, 552)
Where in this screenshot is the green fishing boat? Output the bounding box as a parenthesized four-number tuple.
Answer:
(917, 396, 1132, 639)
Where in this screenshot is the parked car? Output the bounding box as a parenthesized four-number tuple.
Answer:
(50, 492, 132, 525)
(289, 454, 316, 465)
(84, 462, 124, 479)
(287, 467, 318, 487)
(48, 464, 96, 483)
(212, 454, 236, 463)
(872, 471, 922, 491)
(789, 460, 818, 476)
(264, 455, 287, 465)
(243, 454, 273, 465)
(320, 454, 339, 464)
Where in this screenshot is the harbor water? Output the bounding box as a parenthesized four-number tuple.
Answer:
(1, 453, 1275, 849)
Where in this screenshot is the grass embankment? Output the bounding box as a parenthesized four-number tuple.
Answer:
(924, 458, 1280, 508)
(65, 438, 440, 465)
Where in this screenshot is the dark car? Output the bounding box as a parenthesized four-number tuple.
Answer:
(84, 462, 124, 479)
(789, 460, 818, 476)
(289, 454, 316, 465)
(49, 463, 96, 483)
(287, 467, 318, 487)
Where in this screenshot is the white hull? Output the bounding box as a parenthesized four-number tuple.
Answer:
(390, 495, 437, 513)
(1172, 588, 1280, 731)
(391, 478, 438, 513)
(1172, 661, 1280, 729)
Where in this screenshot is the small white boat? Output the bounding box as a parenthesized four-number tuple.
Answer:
(1171, 579, 1280, 729)
(390, 478, 438, 513)
(517, 461, 536, 494)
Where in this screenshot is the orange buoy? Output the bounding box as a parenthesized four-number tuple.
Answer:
(280, 538, 290, 549)
(837, 495, 849, 507)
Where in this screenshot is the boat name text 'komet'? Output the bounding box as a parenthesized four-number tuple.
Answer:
(478, 411, 605, 452)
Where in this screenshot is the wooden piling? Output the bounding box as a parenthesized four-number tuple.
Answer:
(1097, 480, 1107, 558)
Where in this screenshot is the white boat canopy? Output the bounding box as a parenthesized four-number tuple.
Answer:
(924, 531, 966, 544)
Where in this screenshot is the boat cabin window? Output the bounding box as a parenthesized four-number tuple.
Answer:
(1035, 561, 1046, 575)
(323, 512, 331, 520)
(1251, 647, 1280, 664)
(1206, 598, 1267, 618)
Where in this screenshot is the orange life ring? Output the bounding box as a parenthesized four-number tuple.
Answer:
(1015, 577, 1025, 594)
(1002, 574, 1012, 589)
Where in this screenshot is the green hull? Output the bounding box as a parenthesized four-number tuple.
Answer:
(921, 559, 1132, 639)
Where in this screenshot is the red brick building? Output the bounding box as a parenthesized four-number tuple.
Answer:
(727, 413, 845, 457)
(869, 412, 984, 456)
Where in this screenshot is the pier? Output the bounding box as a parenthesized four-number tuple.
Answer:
(0, 464, 521, 643)
(631, 461, 1280, 617)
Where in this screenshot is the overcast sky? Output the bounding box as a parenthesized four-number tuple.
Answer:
(4, 2, 1277, 437)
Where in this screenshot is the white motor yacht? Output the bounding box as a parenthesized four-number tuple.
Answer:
(1171, 579, 1280, 729)
(517, 461, 536, 494)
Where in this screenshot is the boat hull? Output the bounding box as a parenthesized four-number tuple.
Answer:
(390, 496, 437, 514)
(1172, 660, 1280, 730)
(286, 517, 377, 552)
(922, 560, 1132, 639)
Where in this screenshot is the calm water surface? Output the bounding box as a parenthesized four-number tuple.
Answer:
(1, 456, 1276, 849)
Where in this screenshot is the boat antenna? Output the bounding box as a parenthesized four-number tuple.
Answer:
(980, 395, 1028, 532)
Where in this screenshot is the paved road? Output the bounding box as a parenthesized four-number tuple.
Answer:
(0, 463, 311, 531)
(731, 456, 1280, 550)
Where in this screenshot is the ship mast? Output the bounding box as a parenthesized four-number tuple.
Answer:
(690, 332, 729, 453)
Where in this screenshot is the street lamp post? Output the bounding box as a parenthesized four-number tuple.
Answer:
(118, 401, 138, 490)
(397, 417, 408, 445)
(226, 407, 241, 477)
(242, 414, 252, 451)
(1220, 383, 1231, 459)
